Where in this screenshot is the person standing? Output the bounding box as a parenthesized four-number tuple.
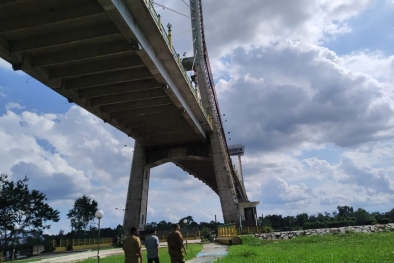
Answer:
(145, 229, 160, 263)
(166, 224, 187, 263)
(123, 227, 143, 263)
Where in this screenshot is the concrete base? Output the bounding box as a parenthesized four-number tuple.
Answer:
(215, 237, 242, 245)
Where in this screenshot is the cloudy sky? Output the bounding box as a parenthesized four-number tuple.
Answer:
(1, 0, 394, 234)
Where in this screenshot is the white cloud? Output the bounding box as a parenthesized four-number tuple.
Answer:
(1, 0, 393, 233)
(5, 102, 25, 110)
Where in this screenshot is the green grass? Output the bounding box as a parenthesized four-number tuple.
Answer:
(79, 244, 203, 263)
(216, 232, 394, 263)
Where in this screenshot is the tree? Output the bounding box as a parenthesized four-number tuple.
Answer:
(179, 216, 196, 228)
(337, 205, 354, 219)
(67, 195, 98, 233)
(296, 213, 308, 227)
(0, 174, 60, 251)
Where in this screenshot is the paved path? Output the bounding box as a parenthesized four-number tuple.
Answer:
(35, 239, 203, 263)
(186, 243, 228, 263)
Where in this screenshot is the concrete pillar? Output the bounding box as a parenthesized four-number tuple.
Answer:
(210, 132, 239, 224)
(123, 140, 150, 231)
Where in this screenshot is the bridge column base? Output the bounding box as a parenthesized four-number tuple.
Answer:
(238, 201, 260, 228)
(123, 140, 150, 232)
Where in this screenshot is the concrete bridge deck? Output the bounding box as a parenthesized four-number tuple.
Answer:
(0, 0, 212, 147)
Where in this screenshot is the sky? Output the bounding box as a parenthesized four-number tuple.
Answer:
(1, 0, 394, 234)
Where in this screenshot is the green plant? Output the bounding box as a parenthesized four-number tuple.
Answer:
(201, 227, 215, 242)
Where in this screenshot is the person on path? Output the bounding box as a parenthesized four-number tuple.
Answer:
(166, 224, 187, 263)
(123, 227, 143, 263)
(145, 229, 160, 263)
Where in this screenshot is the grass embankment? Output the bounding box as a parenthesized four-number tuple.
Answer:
(79, 244, 203, 263)
(217, 232, 394, 263)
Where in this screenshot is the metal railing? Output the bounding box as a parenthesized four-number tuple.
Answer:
(143, 0, 213, 128)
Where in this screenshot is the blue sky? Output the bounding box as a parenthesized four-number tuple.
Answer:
(1, 0, 394, 234)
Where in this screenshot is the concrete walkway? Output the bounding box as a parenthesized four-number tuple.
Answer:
(186, 243, 228, 263)
(35, 239, 203, 263)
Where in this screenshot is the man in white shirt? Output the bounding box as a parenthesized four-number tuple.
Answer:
(145, 229, 160, 263)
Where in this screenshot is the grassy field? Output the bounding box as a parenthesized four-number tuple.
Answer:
(79, 243, 203, 263)
(216, 232, 394, 263)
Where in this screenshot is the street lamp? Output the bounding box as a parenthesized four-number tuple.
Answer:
(95, 210, 104, 263)
(183, 219, 188, 250)
(11, 224, 19, 262)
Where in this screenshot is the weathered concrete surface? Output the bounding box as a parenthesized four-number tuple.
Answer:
(123, 140, 150, 231)
(186, 243, 228, 263)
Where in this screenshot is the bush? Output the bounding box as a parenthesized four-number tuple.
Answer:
(377, 219, 390, 224)
(262, 226, 272, 233)
(201, 227, 215, 242)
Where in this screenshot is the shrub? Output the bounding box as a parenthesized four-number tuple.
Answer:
(201, 227, 215, 242)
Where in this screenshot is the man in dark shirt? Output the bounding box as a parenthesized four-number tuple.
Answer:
(166, 224, 187, 263)
(123, 227, 143, 263)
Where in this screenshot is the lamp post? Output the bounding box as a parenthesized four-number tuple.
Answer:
(183, 219, 188, 250)
(11, 224, 19, 262)
(95, 210, 104, 263)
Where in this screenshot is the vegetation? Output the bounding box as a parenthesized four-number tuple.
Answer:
(67, 195, 98, 233)
(217, 232, 394, 263)
(78, 244, 203, 263)
(0, 174, 60, 252)
(259, 205, 394, 231)
(146, 215, 220, 232)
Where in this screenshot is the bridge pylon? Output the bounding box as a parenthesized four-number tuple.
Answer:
(123, 0, 259, 231)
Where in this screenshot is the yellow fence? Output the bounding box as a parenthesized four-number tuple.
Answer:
(237, 226, 262, 235)
(218, 225, 237, 237)
(52, 238, 112, 252)
(158, 231, 200, 242)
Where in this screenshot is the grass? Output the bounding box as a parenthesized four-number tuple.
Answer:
(79, 243, 203, 263)
(216, 232, 394, 263)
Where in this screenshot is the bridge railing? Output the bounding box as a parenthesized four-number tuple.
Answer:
(143, 0, 212, 128)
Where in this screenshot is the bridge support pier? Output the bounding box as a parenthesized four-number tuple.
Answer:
(123, 140, 150, 232)
(210, 133, 240, 225)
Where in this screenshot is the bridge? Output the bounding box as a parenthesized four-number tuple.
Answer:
(0, 0, 259, 230)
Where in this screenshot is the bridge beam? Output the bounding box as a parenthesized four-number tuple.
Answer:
(49, 55, 145, 79)
(78, 79, 160, 99)
(100, 97, 173, 113)
(11, 24, 121, 53)
(89, 89, 167, 107)
(65, 68, 153, 90)
(32, 40, 136, 68)
(116, 110, 184, 125)
(110, 104, 179, 119)
(97, 0, 206, 139)
(0, 2, 105, 34)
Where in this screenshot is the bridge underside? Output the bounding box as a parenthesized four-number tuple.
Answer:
(0, 0, 211, 147)
(0, 0, 256, 229)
